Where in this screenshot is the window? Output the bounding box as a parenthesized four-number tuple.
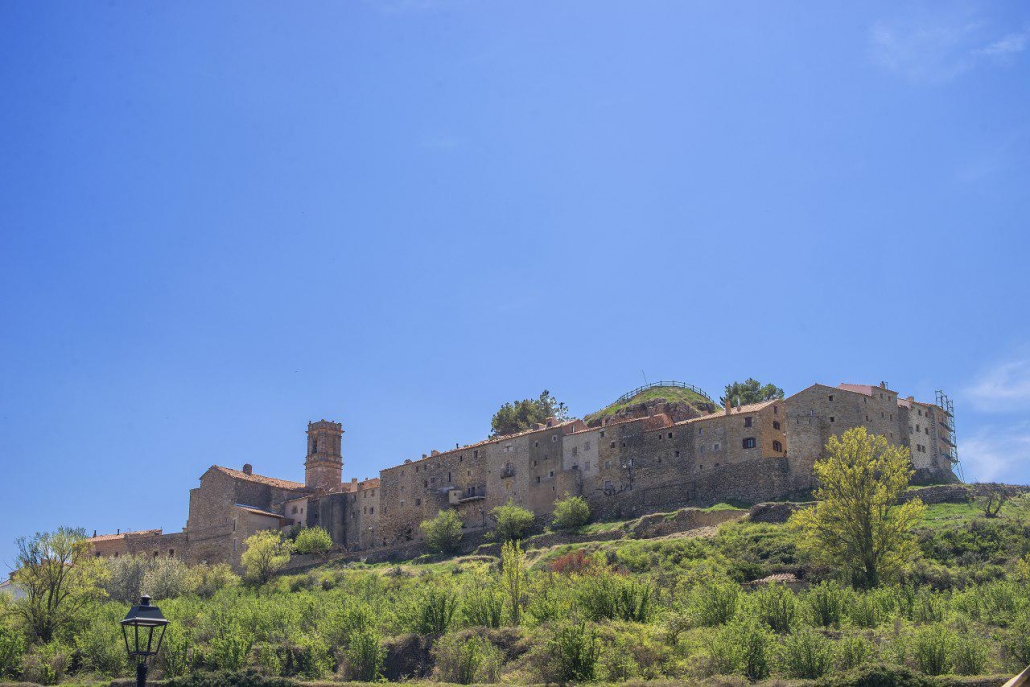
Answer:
(700, 445, 705, 454)
(773, 440, 783, 452)
(536, 476, 541, 483)
(699, 428, 703, 435)
(584, 441, 591, 450)
(744, 417, 753, 428)
(369, 507, 373, 514)
(600, 431, 605, 438)
(830, 417, 835, 423)
(233, 538, 238, 552)
(668, 432, 673, 438)
(447, 472, 451, 482)
(474, 450, 479, 459)
(714, 443, 720, 451)
(743, 437, 756, 449)
(610, 441, 616, 448)
(549, 470, 554, 477)
(415, 499, 421, 506)
(674, 451, 680, 457)
(829, 395, 834, 402)
(605, 460, 611, 469)
(773, 421, 781, 430)
(774, 406, 778, 414)
(571, 446, 578, 457)
(534, 441, 539, 447)
(621, 442, 626, 447)
(552, 435, 558, 442)
(604, 480, 613, 490)
(292, 506, 298, 514)
(169, 549, 174, 557)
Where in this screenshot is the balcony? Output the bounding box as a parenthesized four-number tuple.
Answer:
(449, 486, 486, 505)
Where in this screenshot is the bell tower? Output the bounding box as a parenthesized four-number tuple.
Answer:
(305, 420, 344, 492)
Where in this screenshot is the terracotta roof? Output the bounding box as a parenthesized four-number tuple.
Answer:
(89, 528, 162, 543)
(677, 400, 778, 425)
(211, 466, 307, 491)
(234, 504, 289, 519)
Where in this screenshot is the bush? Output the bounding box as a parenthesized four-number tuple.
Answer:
(241, 530, 293, 585)
(952, 634, 989, 676)
(0, 624, 25, 678)
(344, 627, 384, 681)
(709, 617, 772, 681)
(781, 628, 834, 679)
(73, 618, 126, 675)
(576, 569, 654, 622)
(158, 623, 195, 678)
(691, 580, 739, 626)
(807, 580, 848, 627)
(749, 582, 798, 633)
(209, 620, 254, 672)
(492, 500, 535, 542)
(165, 670, 297, 687)
(462, 585, 504, 628)
(547, 622, 599, 684)
(293, 527, 332, 558)
(19, 641, 70, 686)
(193, 563, 241, 598)
(433, 633, 503, 684)
(1004, 612, 1030, 670)
(408, 588, 458, 635)
(835, 634, 873, 672)
(551, 494, 591, 530)
(818, 662, 935, 687)
(913, 624, 953, 676)
(421, 510, 464, 554)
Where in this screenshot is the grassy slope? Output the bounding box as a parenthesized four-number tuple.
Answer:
(584, 385, 718, 425)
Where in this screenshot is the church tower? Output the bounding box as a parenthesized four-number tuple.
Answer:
(305, 420, 343, 492)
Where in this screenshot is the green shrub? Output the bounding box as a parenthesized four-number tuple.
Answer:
(157, 622, 194, 677)
(293, 527, 333, 558)
(19, 641, 70, 686)
(781, 628, 834, 679)
(1005, 612, 1030, 670)
(834, 634, 873, 671)
(294, 633, 333, 679)
(344, 627, 384, 681)
(577, 570, 653, 622)
(913, 624, 953, 676)
(193, 563, 241, 598)
(0, 624, 26, 678)
(209, 620, 254, 672)
(421, 510, 464, 554)
(848, 590, 886, 628)
(807, 580, 848, 627)
(433, 633, 502, 684)
(818, 661, 935, 687)
(526, 579, 574, 625)
(712, 617, 773, 680)
(749, 582, 798, 633)
(408, 587, 458, 635)
(165, 670, 297, 687)
(492, 500, 535, 542)
(551, 494, 591, 530)
(73, 619, 126, 675)
(952, 633, 989, 676)
(547, 622, 599, 684)
(462, 585, 504, 628)
(912, 587, 949, 623)
(691, 580, 739, 626)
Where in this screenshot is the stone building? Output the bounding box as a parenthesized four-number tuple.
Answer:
(88, 381, 959, 566)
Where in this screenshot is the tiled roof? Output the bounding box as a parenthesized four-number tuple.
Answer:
(89, 528, 162, 543)
(678, 400, 778, 425)
(211, 466, 307, 491)
(234, 504, 288, 519)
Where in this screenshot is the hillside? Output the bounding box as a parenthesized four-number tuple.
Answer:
(9, 484, 1028, 686)
(584, 381, 720, 426)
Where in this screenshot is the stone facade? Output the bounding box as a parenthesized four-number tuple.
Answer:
(88, 380, 960, 567)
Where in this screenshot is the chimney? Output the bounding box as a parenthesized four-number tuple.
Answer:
(351, 477, 358, 485)
(93, 529, 97, 538)
(117, 528, 120, 535)
(724, 398, 731, 415)
(880, 381, 887, 389)
(242, 463, 253, 475)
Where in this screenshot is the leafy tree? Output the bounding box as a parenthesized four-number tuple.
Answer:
(719, 378, 784, 406)
(10, 527, 107, 642)
(240, 530, 293, 585)
(491, 500, 535, 542)
(972, 483, 1015, 518)
(789, 427, 925, 588)
(420, 510, 463, 554)
(293, 527, 333, 558)
(551, 493, 591, 530)
(500, 540, 527, 626)
(490, 390, 568, 437)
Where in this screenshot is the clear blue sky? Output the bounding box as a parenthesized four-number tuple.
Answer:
(2, 1, 1029, 573)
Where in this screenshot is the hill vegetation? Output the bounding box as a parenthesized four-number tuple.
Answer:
(2, 432, 1029, 686)
(584, 384, 718, 425)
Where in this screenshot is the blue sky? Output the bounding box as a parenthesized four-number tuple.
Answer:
(1, 1, 1029, 572)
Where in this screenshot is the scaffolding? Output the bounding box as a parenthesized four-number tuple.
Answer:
(935, 390, 963, 481)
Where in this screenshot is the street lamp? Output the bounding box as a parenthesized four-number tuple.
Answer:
(121, 595, 169, 687)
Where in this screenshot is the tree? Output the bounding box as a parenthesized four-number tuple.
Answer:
(240, 529, 293, 584)
(719, 378, 784, 407)
(551, 493, 591, 530)
(789, 427, 925, 588)
(971, 483, 1015, 518)
(294, 526, 333, 558)
(491, 500, 535, 542)
(10, 527, 106, 642)
(420, 510, 464, 554)
(490, 390, 568, 437)
(500, 541, 527, 625)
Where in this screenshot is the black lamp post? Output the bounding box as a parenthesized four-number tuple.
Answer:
(121, 595, 169, 687)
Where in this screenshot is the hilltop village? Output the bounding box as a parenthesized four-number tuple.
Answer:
(88, 381, 959, 566)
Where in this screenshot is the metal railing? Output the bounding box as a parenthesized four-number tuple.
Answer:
(613, 381, 714, 406)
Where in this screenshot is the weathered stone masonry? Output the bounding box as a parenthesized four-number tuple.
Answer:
(88, 382, 959, 566)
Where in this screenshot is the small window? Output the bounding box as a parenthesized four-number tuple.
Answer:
(668, 432, 673, 438)
(621, 442, 626, 448)
(600, 430, 605, 438)
(699, 428, 703, 436)
(292, 506, 298, 514)
(773, 440, 783, 452)
(605, 460, 611, 469)
(773, 421, 781, 430)
(675, 450, 680, 457)
(447, 472, 451, 482)
(584, 441, 591, 450)
(828, 395, 834, 402)
(713, 443, 720, 451)
(743, 437, 756, 449)
(610, 441, 616, 448)
(604, 480, 613, 490)
(534, 441, 539, 447)
(830, 417, 835, 423)
(536, 476, 541, 483)
(744, 417, 753, 428)
(549, 470, 554, 477)
(474, 450, 479, 459)
(552, 435, 558, 442)
(169, 549, 174, 557)
(369, 507, 373, 514)
(700, 445, 705, 454)
(415, 499, 421, 506)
